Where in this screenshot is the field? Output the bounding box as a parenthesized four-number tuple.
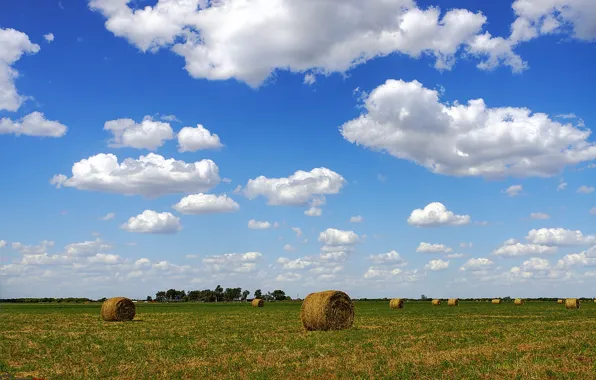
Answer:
(1, 301, 596, 379)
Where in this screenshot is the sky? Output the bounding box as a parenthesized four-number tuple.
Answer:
(0, 0, 595, 300)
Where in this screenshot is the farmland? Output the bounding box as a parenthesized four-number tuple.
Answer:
(1, 301, 596, 379)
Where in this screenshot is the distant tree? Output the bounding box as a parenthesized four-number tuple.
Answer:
(254, 289, 262, 299)
(146, 296, 152, 302)
(420, 294, 428, 300)
(214, 285, 224, 302)
(271, 290, 286, 301)
(155, 291, 166, 302)
(241, 290, 250, 301)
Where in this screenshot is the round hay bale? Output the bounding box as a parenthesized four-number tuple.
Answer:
(251, 299, 264, 307)
(448, 298, 459, 306)
(593, 299, 596, 303)
(432, 299, 441, 306)
(300, 290, 354, 331)
(492, 299, 502, 304)
(557, 299, 564, 304)
(389, 298, 404, 309)
(565, 298, 580, 309)
(514, 298, 524, 305)
(100, 297, 136, 321)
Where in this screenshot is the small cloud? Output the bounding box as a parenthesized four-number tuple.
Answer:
(474, 221, 489, 226)
(222, 178, 232, 184)
(577, 185, 595, 194)
(530, 212, 550, 220)
(100, 212, 115, 221)
(555, 113, 577, 119)
(377, 174, 387, 183)
(185, 254, 199, 259)
(349, 215, 363, 223)
(43, 33, 55, 43)
(292, 227, 303, 237)
(160, 114, 180, 122)
(504, 185, 523, 197)
(557, 181, 568, 191)
(590, 207, 596, 215)
(459, 242, 473, 249)
(248, 219, 272, 230)
(304, 207, 322, 217)
(283, 244, 295, 252)
(303, 73, 316, 85)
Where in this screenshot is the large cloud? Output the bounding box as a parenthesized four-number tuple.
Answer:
(89, 0, 529, 87)
(0, 28, 40, 111)
(318, 228, 360, 246)
(242, 168, 346, 206)
(104, 116, 174, 150)
(408, 202, 470, 227)
(341, 79, 596, 178)
(526, 228, 596, 246)
(51, 153, 220, 198)
(492, 239, 557, 257)
(0, 112, 67, 137)
(121, 210, 182, 234)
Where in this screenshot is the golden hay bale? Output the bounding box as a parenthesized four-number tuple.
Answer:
(389, 298, 404, 309)
(448, 298, 459, 306)
(565, 298, 580, 309)
(557, 299, 564, 304)
(432, 299, 441, 305)
(251, 299, 264, 307)
(492, 299, 502, 304)
(300, 290, 354, 331)
(593, 299, 596, 304)
(514, 298, 524, 305)
(100, 297, 136, 321)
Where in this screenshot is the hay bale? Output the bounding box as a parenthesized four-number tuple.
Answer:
(251, 299, 264, 307)
(389, 298, 404, 309)
(100, 297, 135, 321)
(300, 290, 354, 331)
(492, 299, 502, 304)
(432, 299, 441, 305)
(565, 298, 580, 309)
(514, 298, 524, 305)
(557, 299, 564, 304)
(448, 298, 459, 306)
(593, 299, 596, 304)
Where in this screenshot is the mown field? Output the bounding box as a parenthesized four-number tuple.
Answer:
(1, 301, 596, 379)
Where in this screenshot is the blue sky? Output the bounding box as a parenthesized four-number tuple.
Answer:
(1, 0, 595, 300)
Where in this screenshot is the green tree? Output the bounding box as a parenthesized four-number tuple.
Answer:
(254, 289, 262, 299)
(241, 290, 250, 301)
(271, 290, 286, 301)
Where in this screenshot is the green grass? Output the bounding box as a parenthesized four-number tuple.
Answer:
(1, 301, 596, 379)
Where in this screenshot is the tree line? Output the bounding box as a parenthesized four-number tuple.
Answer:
(151, 286, 290, 302)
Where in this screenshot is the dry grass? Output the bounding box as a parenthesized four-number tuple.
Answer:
(300, 290, 354, 331)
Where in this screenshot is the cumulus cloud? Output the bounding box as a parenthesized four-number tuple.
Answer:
(425, 259, 449, 271)
(349, 215, 363, 223)
(557, 250, 596, 269)
(100, 212, 115, 221)
(460, 257, 494, 271)
(0, 112, 67, 137)
(369, 250, 407, 266)
(530, 212, 550, 220)
(0, 28, 40, 111)
(577, 185, 595, 194)
(121, 210, 182, 234)
(492, 239, 557, 257)
(173, 193, 239, 214)
(304, 207, 322, 217)
(89, 0, 528, 87)
(177, 124, 223, 152)
(526, 228, 596, 246)
(43, 33, 55, 43)
(340, 79, 596, 178)
(319, 228, 360, 247)
(242, 168, 346, 206)
(248, 219, 272, 230)
(504, 185, 523, 197)
(407, 202, 470, 227)
(104, 116, 174, 150)
(557, 181, 568, 191)
(202, 251, 262, 273)
(291, 227, 303, 237)
(446, 253, 465, 259)
(12, 240, 55, 255)
(276, 272, 302, 282)
(416, 242, 453, 253)
(52, 153, 220, 198)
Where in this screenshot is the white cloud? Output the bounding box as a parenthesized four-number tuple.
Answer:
(100, 212, 115, 221)
(303, 73, 316, 86)
(590, 207, 596, 215)
(177, 124, 223, 152)
(90, 0, 525, 87)
(0, 240, 6, 248)
(530, 212, 550, 220)
(319, 228, 359, 246)
(202, 251, 262, 273)
(445, 253, 465, 259)
(459, 242, 473, 248)
(242, 168, 346, 206)
(407, 202, 470, 227)
(104, 116, 174, 150)
(492, 239, 557, 257)
(340, 79, 596, 178)
(349, 215, 363, 223)
(283, 244, 295, 252)
(557, 251, 596, 269)
(425, 259, 449, 271)
(43, 33, 55, 43)
(279, 258, 314, 270)
(577, 185, 595, 194)
(248, 219, 272, 230)
(369, 250, 407, 266)
(291, 227, 303, 237)
(416, 242, 453, 253)
(526, 228, 596, 246)
(0, 112, 67, 137)
(557, 181, 568, 191)
(304, 207, 322, 217)
(173, 193, 239, 214)
(276, 272, 302, 282)
(12, 240, 55, 255)
(121, 210, 182, 234)
(460, 257, 494, 271)
(65, 239, 112, 257)
(0, 28, 40, 111)
(504, 185, 523, 197)
(52, 153, 220, 198)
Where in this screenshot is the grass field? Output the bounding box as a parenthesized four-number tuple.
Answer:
(1, 301, 596, 379)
